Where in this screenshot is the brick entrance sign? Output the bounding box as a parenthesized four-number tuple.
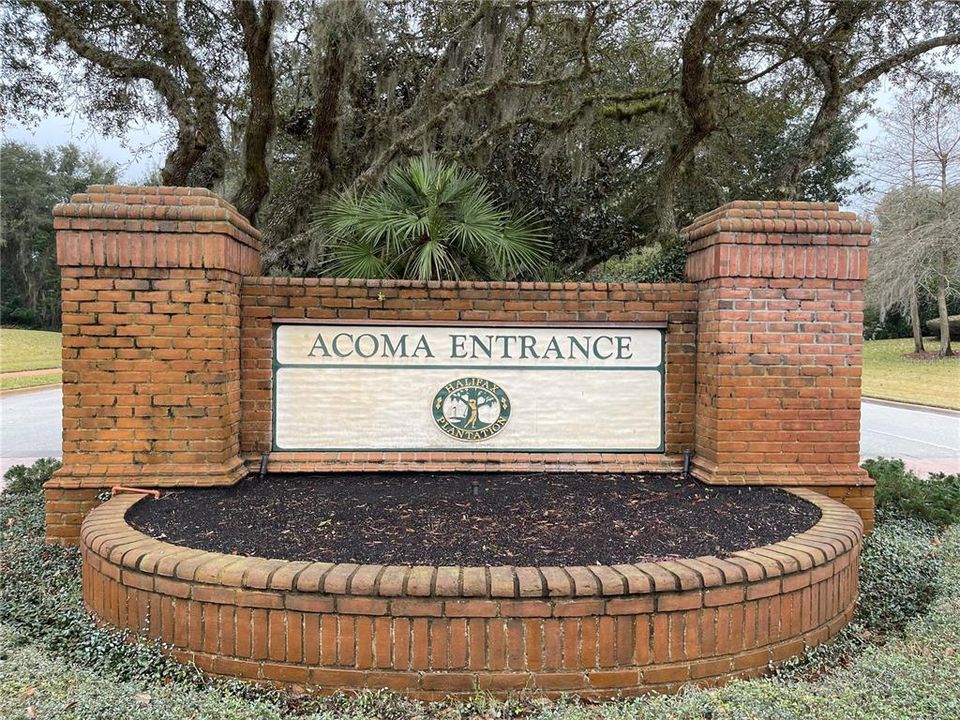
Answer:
(50, 186, 871, 697)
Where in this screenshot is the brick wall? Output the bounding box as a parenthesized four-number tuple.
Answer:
(240, 278, 697, 473)
(48, 187, 876, 541)
(81, 488, 862, 699)
(47, 186, 260, 544)
(683, 201, 874, 530)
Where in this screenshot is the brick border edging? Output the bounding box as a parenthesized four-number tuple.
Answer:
(80, 488, 862, 698)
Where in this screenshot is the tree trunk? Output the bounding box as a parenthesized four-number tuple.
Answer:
(777, 85, 842, 199)
(258, 1, 362, 248)
(230, 0, 277, 223)
(652, 1, 721, 243)
(772, 2, 864, 199)
(934, 151, 953, 358)
(160, 131, 210, 186)
(937, 262, 954, 358)
(654, 153, 681, 245)
(909, 285, 925, 353)
(259, 167, 332, 259)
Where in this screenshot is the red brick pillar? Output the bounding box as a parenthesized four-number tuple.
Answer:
(46, 185, 261, 544)
(683, 201, 875, 530)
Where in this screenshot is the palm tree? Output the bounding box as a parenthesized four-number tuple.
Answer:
(312, 156, 550, 281)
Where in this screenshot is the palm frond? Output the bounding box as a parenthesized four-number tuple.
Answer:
(348, 193, 422, 257)
(447, 193, 504, 252)
(314, 155, 553, 281)
(491, 212, 552, 277)
(325, 238, 391, 279)
(406, 238, 460, 281)
(311, 189, 365, 239)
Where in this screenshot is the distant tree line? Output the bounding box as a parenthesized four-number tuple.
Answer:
(864, 295, 960, 342)
(0, 142, 116, 330)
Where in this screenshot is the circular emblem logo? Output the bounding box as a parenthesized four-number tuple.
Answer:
(432, 377, 511, 442)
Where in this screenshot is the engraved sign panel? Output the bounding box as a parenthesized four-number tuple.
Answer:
(273, 323, 664, 452)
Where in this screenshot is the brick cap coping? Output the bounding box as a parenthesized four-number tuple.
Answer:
(81, 488, 862, 600)
(54, 184, 260, 249)
(690, 459, 874, 488)
(48, 457, 248, 489)
(243, 276, 697, 294)
(680, 200, 872, 246)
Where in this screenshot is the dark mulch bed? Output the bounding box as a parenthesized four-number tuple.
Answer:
(127, 473, 820, 566)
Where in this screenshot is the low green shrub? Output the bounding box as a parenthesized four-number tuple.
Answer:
(0, 461, 206, 689)
(0, 627, 290, 720)
(772, 623, 873, 683)
(592, 242, 687, 283)
(863, 457, 960, 528)
(775, 514, 943, 680)
(2, 457, 61, 494)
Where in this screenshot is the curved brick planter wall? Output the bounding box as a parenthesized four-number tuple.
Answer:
(81, 488, 862, 699)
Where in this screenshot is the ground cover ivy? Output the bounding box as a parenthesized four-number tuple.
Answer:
(1, 459, 958, 719)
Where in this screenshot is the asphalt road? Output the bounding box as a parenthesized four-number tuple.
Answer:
(0, 386, 62, 476)
(0, 387, 958, 476)
(860, 399, 960, 475)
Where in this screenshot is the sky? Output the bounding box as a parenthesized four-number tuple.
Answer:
(5, 115, 169, 184)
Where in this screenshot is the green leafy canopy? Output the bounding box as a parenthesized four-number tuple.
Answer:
(311, 156, 550, 282)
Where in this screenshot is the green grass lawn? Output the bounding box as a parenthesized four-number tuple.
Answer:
(0, 371, 63, 391)
(862, 338, 960, 410)
(0, 328, 62, 373)
(0, 328, 62, 390)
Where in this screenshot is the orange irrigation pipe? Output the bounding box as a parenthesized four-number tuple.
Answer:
(111, 485, 161, 499)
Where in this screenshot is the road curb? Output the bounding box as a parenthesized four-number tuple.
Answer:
(862, 396, 960, 418)
(0, 382, 63, 397)
(0, 367, 62, 379)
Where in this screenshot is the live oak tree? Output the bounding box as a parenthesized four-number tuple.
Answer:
(742, 1, 960, 198)
(3, 0, 277, 220)
(5, 0, 959, 276)
(259, 1, 667, 271)
(598, 1, 960, 241)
